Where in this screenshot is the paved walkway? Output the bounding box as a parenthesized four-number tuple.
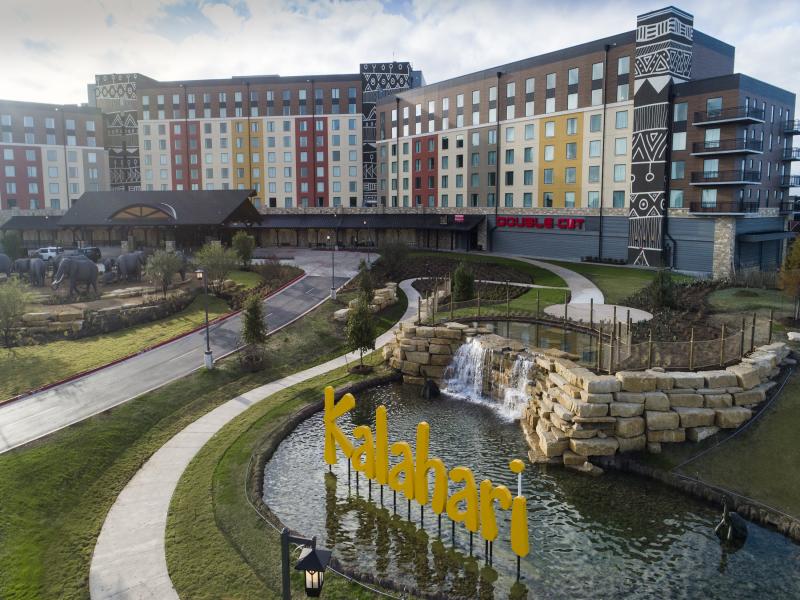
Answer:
(0, 248, 367, 454)
(88, 280, 419, 600)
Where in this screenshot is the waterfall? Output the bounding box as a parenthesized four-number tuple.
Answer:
(442, 337, 532, 421)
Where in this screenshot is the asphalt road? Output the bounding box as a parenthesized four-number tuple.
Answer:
(0, 249, 367, 454)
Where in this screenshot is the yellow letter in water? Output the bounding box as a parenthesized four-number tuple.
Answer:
(350, 425, 375, 479)
(510, 496, 529, 558)
(388, 441, 415, 500)
(414, 422, 447, 514)
(446, 466, 479, 533)
(374, 405, 389, 485)
(478, 480, 512, 542)
(323, 386, 354, 465)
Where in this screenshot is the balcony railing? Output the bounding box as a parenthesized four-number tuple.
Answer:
(690, 138, 763, 154)
(690, 170, 761, 185)
(785, 119, 800, 135)
(693, 106, 765, 125)
(780, 175, 800, 187)
(781, 147, 800, 161)
(779, 200, 800, 213)
(688, 201, 761, 214)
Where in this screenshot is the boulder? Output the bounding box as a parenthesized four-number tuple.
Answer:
(616, 371, 657, 392)
(405, 351, 430, 365)
(565, 461, 604, 476)
(645, 410, 680, 431)
(715, 407, 753, 429)
(644, 392, 670, 411)
(726, 364, 761, 389)
(333, 308, 351, 322)
(434, 327, 462, 340)
(401, 361, 420, 376)
(22, 312, 51, 324)
(403, 375, 425, 386)
(415, 326, 435, 338)
(579, 391, 614, 403)
(570, 402, 609, 418)
(686, 426, 720, 443)
(670, 372, 705, 388)
(562, 450, 587, 466)
(609, 402, 644, 417)
(647, 428, 686, 443)
(444, 322, 468, 330)
(569, 437, 619, 457)
(429, 355, 452, 367)
(645, 370, 674, 390)
(673, 407, 716, 428)
(537, 422, 569, 457)
(420, 365, 445, 379)
(429, 343, 452, 355)
(616, 434, 647, 453)
(702, 370, 738, 388)
(552, 403, 573, 422)
(615, 417, 645, 438)
(56, 311, 83, 322)
(614, 391, 645, 404)
(733, 388, 766, 406)
(704, 393, 733, 409)
(583, 375, 621, 394)
(668, 393, 704, 408)
(647, 442, 662, 454)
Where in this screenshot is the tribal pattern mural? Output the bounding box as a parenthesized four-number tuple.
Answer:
(360, 62, 412, 206)
(627, 8, 693, 266)
(94, 74, 142, 191)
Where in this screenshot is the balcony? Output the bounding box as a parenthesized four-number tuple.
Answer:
(688, 201, 761, 215)
(693, 106, 765, 125)
(690, 170, 761, 185)
(780, 175, 800, 187)
(690, 138, 763, 155)
(779, 199, 800, 214)
(781, 147, 800, 161)
(785, 119, 800, 135)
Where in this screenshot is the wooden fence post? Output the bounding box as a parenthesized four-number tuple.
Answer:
(610, 320, 615, 373)
(506, 280, 510, 318)
(750, 312, 756, 352)
(740, 316, 746, 358)
(589, 298, 594, 331)
(450, 276, 454, 321)
(719, 324, 726, 366)
(417, 296, 421, 324)
(768, 309, 774, 344)
(597, 322, 603, 372)
(536, 290, 540, 318)
(689, 328, 695, 370)
(477, 285, 481, 318)
(648, 330, 653, 369)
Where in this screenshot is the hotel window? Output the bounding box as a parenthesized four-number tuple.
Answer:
(524, 170, 533, 185)
(615, 110, 628, 129)
(487, 150, 496, 165)
(442, 155, 449, 169)
(588, 165, 600, 183)
(524, 147, 534, 162)
(568, 93, 578, 110)
(568, 67, 579, 86)
(613, 190, 626, 208)
(523, 192, 533, 207)
(441, 194, 448, 207)
(471, 153, 479, 167)
(23, 115, 34, 127)
(543, 168, 553, 184)
(456, 193, 464, 207)
(456, 155, 464, 168)
(505, 126, 515, 142)
(617, 84, 629, 102)
(565, 142, 577, 159)
(48, 166, 58, 177)
(587, 191, 600, 208)
(671, 160, 685, 180)
(456, 174, 463, 187)
(546, 97, 555, 114)
(544, 145, 554, 161)
(441, 175, 448, 188)
(592, 62, 603, 80)
(488, 129, 496, 144)
(505, 171, 514, 185)
(613, 164, 625, 182)
(505, 149, 514, 164)
(707, 97, 722, 117)
(591, 89, 602, 106)
(566, 118, 577, 135)
(618, 56, 630, 76)
(470, 173, 479, 187)
(674, 102, 688, 122)
(456, 93, 464, 108)
(504, 193, 513, 207)
(525, 124, 534, 140)
(669, 190, 684, 208)
(471, 131, 480, 146)
(589, 114, 601, 132)
(565, 191, 575, 207)
(701, 188, 717, 207)
(543, 192, 554, 207)
(525, 78, 534, 116)
(546, 72, 556, 89)
(26, 166, 37, 177)
(672, 132, 686, 151)
(565, 167, 576, 184)
(25, 149, 35, 161)
(615, 138, 627, 155)
(3, 166, 14, 177)
(545, 121, 555, 137)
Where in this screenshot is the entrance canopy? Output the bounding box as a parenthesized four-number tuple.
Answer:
(254, 213, 484, 231)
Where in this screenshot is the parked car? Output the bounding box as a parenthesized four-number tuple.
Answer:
(35, 247, 64, 262)
(77, 247, 102, 262)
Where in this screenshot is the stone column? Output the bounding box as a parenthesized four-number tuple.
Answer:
(712, 216, 735, 278)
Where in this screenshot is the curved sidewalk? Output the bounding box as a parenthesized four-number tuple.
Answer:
(89, 280, 419, 600)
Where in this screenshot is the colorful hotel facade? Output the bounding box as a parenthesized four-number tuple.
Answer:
(0, 6, 797, 277)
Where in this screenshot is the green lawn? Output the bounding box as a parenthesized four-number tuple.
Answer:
(708, 287, 793, 315)
(167, 354, 396, 600)
(544, 260, 693, 305)
(434, 287, 568, 323)
(0, 295, 229, 402)
(228, 269, 264, 290)
(0, 289, 407, 600)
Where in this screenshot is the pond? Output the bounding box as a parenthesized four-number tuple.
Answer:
(263, 383, 800, 599)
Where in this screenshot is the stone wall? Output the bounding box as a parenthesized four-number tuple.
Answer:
(712, 216, 735, 279)
(333, 282, 399, 322)
(382, 321, 469, 385)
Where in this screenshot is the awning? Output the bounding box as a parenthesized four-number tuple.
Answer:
(737, 231, 797, 243)
(254, 213, 484, 231)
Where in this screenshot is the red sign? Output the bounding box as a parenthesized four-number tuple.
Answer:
(454, 214, 465, 223)
(496, 216, 585, 230)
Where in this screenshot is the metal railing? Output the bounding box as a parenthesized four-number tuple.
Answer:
(690, 170, 760, 184)
(784, 119, 800, 134)
(693, 106, 765, 124)
(691, 138, 763, 154)
(780, 174, 800, 187)
(688, 200, 760, 214)
(781, 147, 800, 160)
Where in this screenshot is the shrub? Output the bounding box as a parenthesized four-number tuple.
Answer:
(0, 278, 32, 347)
(0, 231, 23, 260)
(231, 231, 256, 269)
(646, 269, 676, 310)
(357, 259, 375, 304)
(241, 291, 268, 346)
(346, 296, 376, 367)
(378, 242, 408, 279)
(195, 242, 238, 293)
(143, 250, 184, 297)
(452, 262, 475, 302)
(780, 239, 800, 318)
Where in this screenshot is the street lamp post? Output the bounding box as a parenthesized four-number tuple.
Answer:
(363, 219, 370, 267)
(327, 234, 336, 299)
(195, 268, 213, 369)
(281, 528, 332, 599)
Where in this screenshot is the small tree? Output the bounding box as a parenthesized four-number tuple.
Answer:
(647, 269, 676, 310)
(780, 239, 800, 319)
(452, 262, 475, 302)
(241, 291, 268, 345)
(0, 231, 23, 260)
(346, 297, 376, 367)
(232, 231, 256, 269)
(195, 242, 238, 293)
(0, 278, 32, 347)
(358, 259, 375, 304)
(378, 242, 408, 279)
(144, 250, 183, 298)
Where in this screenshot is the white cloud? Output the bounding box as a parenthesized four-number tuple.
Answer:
(0, 0, 796, 114)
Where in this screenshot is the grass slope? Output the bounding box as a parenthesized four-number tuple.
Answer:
(0, 290, 406, 600)
(409, 251, 567, 288)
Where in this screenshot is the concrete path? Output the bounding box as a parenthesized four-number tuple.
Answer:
(89, 280, 419, 600)
(494, 254, 604, 304)
(543, 302, 653, 324)
(0, 248, 368, 454)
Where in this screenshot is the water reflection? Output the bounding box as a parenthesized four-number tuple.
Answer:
(263, 383, 800, 599)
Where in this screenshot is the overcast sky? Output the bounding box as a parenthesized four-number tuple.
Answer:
(1, 0, 798, 110)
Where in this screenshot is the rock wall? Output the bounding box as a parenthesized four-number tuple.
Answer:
(334, 282, 399, 322)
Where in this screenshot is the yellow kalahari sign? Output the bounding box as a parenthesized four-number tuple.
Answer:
(323, 386, 529, 558)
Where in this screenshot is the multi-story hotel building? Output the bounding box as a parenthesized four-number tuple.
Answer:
(1, 6, 797, 277)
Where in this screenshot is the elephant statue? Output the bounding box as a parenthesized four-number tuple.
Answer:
(28, 258, 46, 287)
(101, 257, 118, 285)
(117, 251, 146, 282)
(175, 250, 189, 281)
(52, 257, 98, 296)
(53, 253, 90, 272)
(12, 258, 31, 275)
(0, 253, 11, 277)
